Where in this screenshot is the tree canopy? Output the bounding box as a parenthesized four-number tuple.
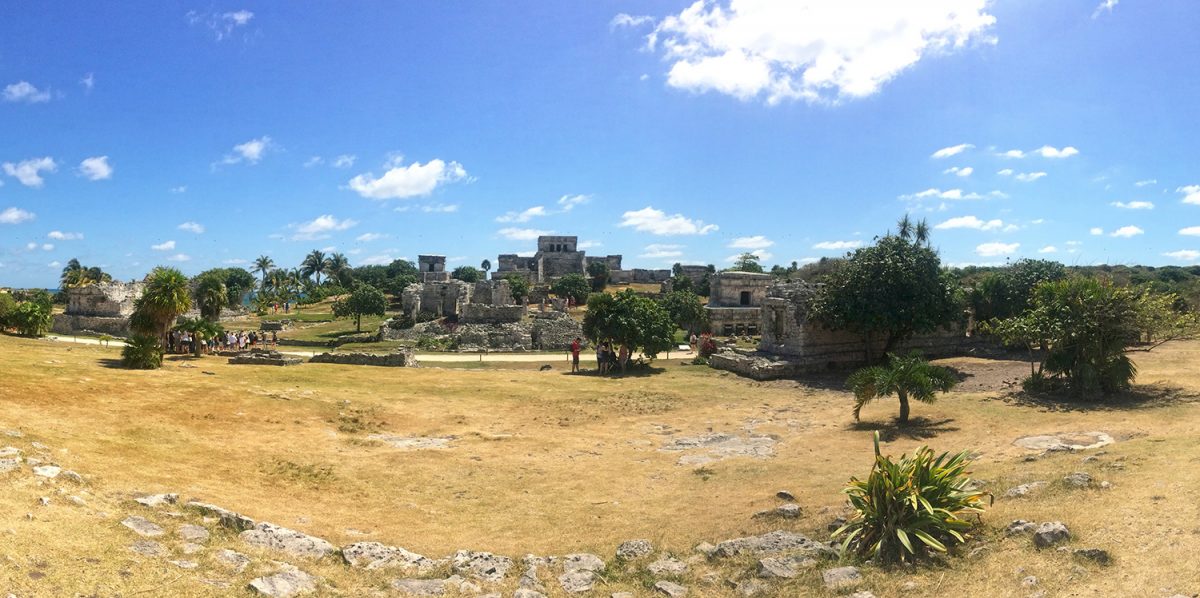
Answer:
(728, 252, 765, 273)
(451, 265, 482, 283)
(582, 289, 675, 358)
(332, 284, 388, 332)
(551, 273, 591, 305)
(660, 290, 708, 335)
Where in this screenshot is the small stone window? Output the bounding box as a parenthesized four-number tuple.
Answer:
(739, 291, 751, 306)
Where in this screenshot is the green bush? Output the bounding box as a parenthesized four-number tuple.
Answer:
(9, 301, 51, 337)
(0, 293, 17, 329)
(833, 433, 989, 564)
(122, 334, 164, 369)
(551, 273, 591, 305)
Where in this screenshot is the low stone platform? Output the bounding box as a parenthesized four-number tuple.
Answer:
(228, 350, 302, 366)
(708, 350, 809, 380)
(309, 349, 418, 367)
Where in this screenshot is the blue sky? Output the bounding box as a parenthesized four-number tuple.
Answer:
(2, 1, 1199, 288)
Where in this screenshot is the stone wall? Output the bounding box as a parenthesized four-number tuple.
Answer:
(229, 350, 302, 366)
(539, 252, 586, 280)
(51, 314, 131, 337)
(65, 281, 144, 317)
(676, 265, 711, 282)
(460, 304, 526, 324)
(584, 255, 623, 271)
(706, 307, 761, 336)
(309, 349, 418, 367)
(708, 272, 772, 308)
(529, 312, 584, 350)
(609, 269, 672, 284)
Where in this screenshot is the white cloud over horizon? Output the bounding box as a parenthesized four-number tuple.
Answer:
(976, 241, 1019, 257)
(618, 206, 718, 235)
(498, 227, 552, 241)
(1163, 249, 1200, 262)
(290, 214, 358, 241)
(934, 215, 1003, 231)
(496, 206, 548, 223)
(178, 221, 205, 234)
(151, 240, 176, 251)
(48, 231, 83, 240)
(728, 235, 774, 250)
(220, 136, 273, 166)
(1111, 201, 1153, 210)
(1035, 145, 1079, 159)
(348, 156, 468, 200)
(1110, 225, 1144, 238)
(813, 240, 863, 251)
(640, 243, 685, 259)
(1178, 185, 1200, 205)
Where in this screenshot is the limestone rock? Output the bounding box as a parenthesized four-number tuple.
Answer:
(32, 465, 61, 479)
(217, 549, 251, 573)
(849, 592, 877, 598)
(616, 539, 653, 559)
(342, 541, 434, 571)
(1073, 548, 1112, 566)
(775, 490, 795, 501)
(240, 522, 335, 559)
(757, 555, 815, 579)
(0, 457, 21, 473)
(1006, 520, 1038, 536)
(1004, 482, 1047, 498)
(1063, 472, 1093, 488)
(712, 530, 834, 559)
(822, 566, 863, 590)
(612, 593, 636, 598)
(1033, 522, 1071, 548)
(187, 500, 256, 531)
(558, 570, 596, 594)
(60, 470, 84, 484)
(513, 590, 547, 598)
(451, 550, 513, 581)
(121, 516, 165, 537)
(135, 493, 179, 508)
(182, 542, 205, 554)
(0, 447, 21, 458)
(563, 553, 605, 572)
(390, 578, 445, 596)
(129, 540, 167, 557)
(654, 580, 688, 597)
(179, 524, 210, 543)
(693, 542, 716, 557)
(169, 559, 199, 569)
(248, 566, 317, 597)
(648, 556, 688, 576)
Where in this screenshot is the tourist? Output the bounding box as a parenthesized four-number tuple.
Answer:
(689, 332, 698, 352)
(618, 344, 629, 374)
(595, 342, 606, 374)
(271, 331, 277, 346)
(570, 337, 581, 373)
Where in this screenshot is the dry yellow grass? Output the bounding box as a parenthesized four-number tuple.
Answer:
(2, 333, 1199, 596)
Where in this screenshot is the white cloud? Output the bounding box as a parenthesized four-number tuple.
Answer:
(25, 242, 36, 250)
(1178, 185, 1200, 205)
(361, 254, 403, 266)
(975, 242, 1019, 257)
(1031, 219, 1045, 224)
(80, 73, 95, 92)
(332, 154, 356, 169)
(813, 240, 863, 251)
(169, 186, 187, 194)
(29, 243, 54, 251)
(79, 156, 113, 180)
(997, 168, 1014, 176)
(931, 143, 973, 159)
(356, 232, 387, 242)
(1111, 201, 1153, 210)
(577, 240, 602, 250)
(48, 261, 60, 268)
(1163, 250, 1200, 262)
(47, 231, 82, 240)
(611, 13, 655, 29)
(618, 206, 718, 235)
(1092, 0, 1118, 19)
(290, 214, 358, 241)
(166, 253, 191, 262)
(1000, 149, 1025, 159)
(1134, 179, 1157, 187)
(640, 244, 685, 259)
(1015, 171, 1047, 182)
(899, 188, 982, 201)
(943, 166, 973, 177)
(303, 156, 323, 168)
(178, 221, 205, 234)
(557, 194, 591, 211)
(726, 249, 773, 263)
(421, 204, 459, 213)
(934, 215, 1003, 231)
(221, 136, 273, 165)
(1038, 245, 1058, 254)
(2, 81, 51, 103)
(348, 156, 468, 200)
(728, 235, 774, 250)
(0, 207, 35, 224)
(1110, 225, 1144, 238)
(151, 240, 176, 251)
(1178, 227, 1200, 236)
(1090, 227, 1104, 236)
(498, 227, 552, 241)
(1034, 145, 1079, 159)
(187, 9, 255, 41)
(223, 258, 248, 265)
(647, 1, 996, 104)
(3, 157, 57, 187)
(496, 206, 548, 223)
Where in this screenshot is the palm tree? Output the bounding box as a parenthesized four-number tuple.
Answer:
(60, 259, 84, 288)
(847, 351, 957, 424)
(481, 259, 492, 278)
(327, 253, 352, 287)
(253, 255, 275, 289)
(130, 267, 193, 349)
(195, 274, 229, 321)
(301, 250, 329, 286)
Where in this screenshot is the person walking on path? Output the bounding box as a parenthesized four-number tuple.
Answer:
(570, 337, 581, 373)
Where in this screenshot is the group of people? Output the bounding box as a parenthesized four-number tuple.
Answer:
(166, 329, 276, 355)
(568, 337, 630, 374)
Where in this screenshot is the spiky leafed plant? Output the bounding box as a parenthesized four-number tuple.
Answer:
(121, 333, 164, 369)
(832, 432, 990, 564)
(130, 266, 192, 350)
(253, 255, 275, 289)
(301, 250, 329, 286)
(847, 351, 957, 424)
(195, 274, 228, 321)
(327, 252, 352, 287)
(175, 316, 224, 357)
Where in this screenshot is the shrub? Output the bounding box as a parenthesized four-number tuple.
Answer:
(451, 266, 482, 283)
(697, 334, 719, 358)
(10, 301, 52, 337)
(551, 273, 591, 305)
(833, 433, 989, 564)
(0, 292, 17, 328)
(122, 334, 164, 369)
(847, 351, 957, 424)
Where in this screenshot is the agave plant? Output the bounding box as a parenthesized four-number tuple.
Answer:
(121, 334, 164, 369)
(833, 433, 990, 564)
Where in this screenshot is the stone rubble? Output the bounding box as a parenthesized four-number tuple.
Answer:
(240, 522, 336, 559)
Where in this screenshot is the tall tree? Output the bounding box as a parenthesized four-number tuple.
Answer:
(301, 250, 329, 286)
(480, 259, 492, 278)
(129, 266, 193, 353)
(332, 284, 388, 332)
(729, 252, 765, 273)
(195, 273, 229, 321)
(661, 290, 708, 336)
(327, 253, 352, 287)
(253, 255, 275, 288)
(583, 289, 675, 368)
(451, 265, 482, 283)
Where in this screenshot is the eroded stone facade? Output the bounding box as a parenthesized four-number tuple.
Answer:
(494, 235, 624, 283)
(401, 279, 524, 324)
(52, 281, 145, 337)
(705, 272, 772, 336)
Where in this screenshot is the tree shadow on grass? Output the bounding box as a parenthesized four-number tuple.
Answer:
(97, 358, 125, 369)
(988, 383, 1200, 413)
(847, 417, 960, 442)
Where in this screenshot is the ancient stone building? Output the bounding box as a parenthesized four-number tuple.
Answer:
(401, 279, 524, 324)
(704, 271, 772, 336)
(675, 265, 712, 283)
(418, 255, 449, 282)
(51, 281, 145, 337)
(494, 235, 625, 283)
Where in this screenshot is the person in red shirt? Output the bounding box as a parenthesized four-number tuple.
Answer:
(570, 337, 581, 373)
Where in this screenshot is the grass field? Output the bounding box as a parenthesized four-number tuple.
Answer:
(2, 333, 1199, 596)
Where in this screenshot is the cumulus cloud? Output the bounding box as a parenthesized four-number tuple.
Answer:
(1134, 179, 1157, 187)
(618, 206, 718, 235)
(151, 240, 176, 251)
(3, 157, 57, 187)
(332, 154, 356, 169)
(2, 81, 51, 103)
(645, 0, 996, 104)
(355, 232, 386, 242)
(79, 156, 113, 180)
(577, 240, 602, 250)
(975, 242, 1019, 257)
(557, 194, 591, 211)
(640, 244, 685, 259)
(290, 214, 358, 241)
(1111, 201, 1153, 210)
(178, 221, 205, 234)
(934, 215, 1003, 231)
(813, 240, 863, 251)
(420, 204, 459, 213)
(348, 156, 468, 200)
(166, 253, 191, 262)
(1000, 149, 1025, 159)
(1164, 249, 1200, 262)
(1178, 185, 1200, 205)
(1034, 145, 1079, 159)
(223, 258, 248, 265)
(80, 73, 95, 92)
(498, 227, 552, 241)
(932, 143, 973, 159)
(0, 207, 35, 224)
(220, 136, 273, 166)
(1092, 0, 1119, 19)
(303, 156, 323, 168)
(48, 231, 82, 240)
(1038, 245, 1058, 254)
(611, 13, 655, 29)
(1178, 227, 1200, 236)
(728, 235, 774, 250)
(1090, 227, 1104, 236)
(997, 168, 1014, 176)
(1110, 225, 1144, 238)
(1015, 171, 1047, 182)
(187, 9, 255, 41)
(943, 166, 973, 177)
(496, 206, 548, 223)
(898, 188, 983, 201)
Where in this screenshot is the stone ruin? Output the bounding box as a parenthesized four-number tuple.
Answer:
(51, 281, 145, 337)
(309, 349, 418, 367)
(417, 255, 449, 282)
(401, 279, 524, 324)
(228, 349, 303, 366)
(492, 234, 670, 284)
(709, 280, 980, 380)
(704, 271, 772, 337)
